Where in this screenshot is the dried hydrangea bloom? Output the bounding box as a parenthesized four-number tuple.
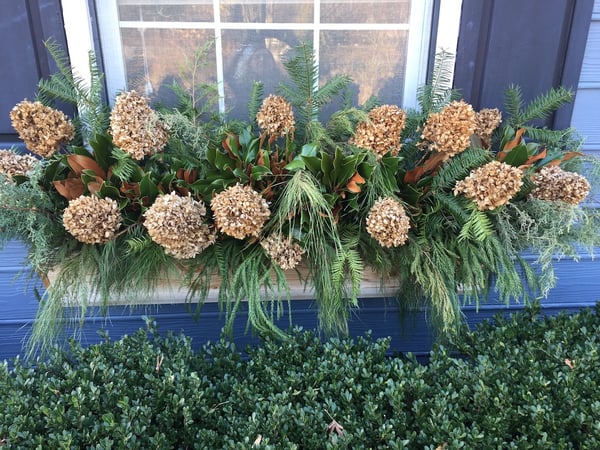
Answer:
(474, 108, 502, 142)
(63, 195, 122, 244)
(531, 165, 590, 205)
(454, 161, 523, 211)
(366, 197, 411, 248)
(351, 105, 407, 157)
(256, 95, 296, 138)
(109, 91, 169, 160)
(0, 149, 39, 178)
(211, 184, 270, 239)
(10, 101, 75, 158)
(261, 233, 305, 270)
(421, 100, 476, 158)
(143, 192, 216, 259)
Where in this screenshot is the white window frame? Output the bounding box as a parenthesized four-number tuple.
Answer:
(62, 0, 462, 110)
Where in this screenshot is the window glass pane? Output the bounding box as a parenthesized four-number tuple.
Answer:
(321, 0, 410, 24)
(222, 30, 312, 118)
(120, 28, 217, 100)
(220, 1, 313, 23)
(320, 30, 408, 106)
(119, 4, 213, 22)
(105, 0, 427, 114)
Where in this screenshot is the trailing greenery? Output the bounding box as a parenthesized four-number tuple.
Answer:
(1, 44, 599, 354)
(1, 305, 599, 448)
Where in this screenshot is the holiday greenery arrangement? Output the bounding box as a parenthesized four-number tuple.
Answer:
(1, 43, 598, 351)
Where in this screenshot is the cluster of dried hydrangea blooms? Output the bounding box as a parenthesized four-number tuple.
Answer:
(143, 192, 216, 259)
(454, 161, 523, 211)
(421, 100, 476, 158)
(351, 105, 407, 157)
(109, 91, 169, 160)
(256, 95, 296, 138)
(366, 197, 411, 247)
(474, 108, 502, 142)
(9, 101, 75, 158)
(260, 233, 305, 270)
(62, 195, 122, 244)
(211, 184, 270, 239)
(531, 166, 591, 205)
(0, 149, 38, 178)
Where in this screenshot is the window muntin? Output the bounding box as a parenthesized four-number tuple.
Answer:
(88, 0, 449, 117)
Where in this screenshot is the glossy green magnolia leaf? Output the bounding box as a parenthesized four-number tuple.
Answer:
(300, 143, 318, 157)
(321, 152, 334, 186)
(251, 165, 271, 180)
(502, 144, 529, 167)
(99, 182, 121, 200)
(284, 159, 305, 171)
(301, 155, 321, 174)
(139, 173, 159, 198)
(89, 134, 112, 172)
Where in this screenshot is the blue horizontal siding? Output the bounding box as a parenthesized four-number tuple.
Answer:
(0, 241, 598, 362)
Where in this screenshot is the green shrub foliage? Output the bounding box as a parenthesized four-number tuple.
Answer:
(1, 306, 599, 448)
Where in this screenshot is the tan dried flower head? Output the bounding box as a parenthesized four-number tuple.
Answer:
(63, 195, 122, 244)
(261, 233, 305, 270)
(351, 105, 407, 157)
(211, 184, 270, 239)
(144, 192, 216, 259)
(454, 161, 523, 210)
(256, 94, 296, 138)
(366, 197, 411, 247)
(110, 91, 169, 160)
(531, 165, 591, 205)
(475, 108, 502, 142)
(421, 100, 476, 158)
(0, 149, 39, 178)
(10, 101, 75, 158)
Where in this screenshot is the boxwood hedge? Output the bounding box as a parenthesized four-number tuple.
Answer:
(1, 305, 599, 449)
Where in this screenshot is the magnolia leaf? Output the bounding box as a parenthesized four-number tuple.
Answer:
(502, 144, 529, 167)
(140, 173, 159, 198)
(67, 154, 106, 179)
(346, 172, 366, 193)
(53, 178, 85, 200)
(284, 158, 306, 171)
(502, 127, 526, 152)
(100, 182, 121, 200)
(520, 148, 547, 168)
(562, 151, 584, 162)
(89, 133, 113, 171)
(404, 152, 445, 184)
(300, 143, 318, 157)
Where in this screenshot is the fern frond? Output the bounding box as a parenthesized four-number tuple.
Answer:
(417, 49, 458, 114)
(247, 81, 264, 126)
(519, 86, 573, 126)
(459, 208, 494, 242)
(111, 147, 139, 181)
(503, 85, 524, 126)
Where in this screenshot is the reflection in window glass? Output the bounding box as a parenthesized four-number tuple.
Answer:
(119, 4, 213, 22)
(320, 30, 408, 106)
(114, 0, 422, 118)
(222, 30, 311, 117)
(121, 28, 216, 100)
(220, 1, 313, 23)
(321, 0, 410, 24)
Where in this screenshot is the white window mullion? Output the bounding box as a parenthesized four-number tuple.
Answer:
(94, 0, 127, 104)
(403, 0, 434, 109)
(313, 0, 321, 120)
(212, 0, 226, 114)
